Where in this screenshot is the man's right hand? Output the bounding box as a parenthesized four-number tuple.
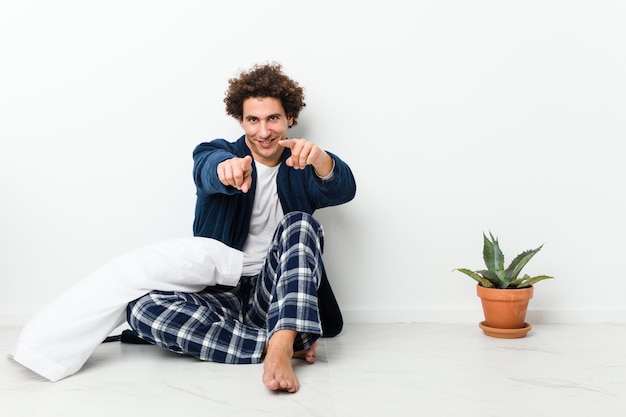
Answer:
(217, 155, 253, 193)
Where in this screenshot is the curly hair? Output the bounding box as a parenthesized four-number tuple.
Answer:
(224, 62, 306, 126)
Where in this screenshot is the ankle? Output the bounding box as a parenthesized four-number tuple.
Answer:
(267, 329, 297, 353)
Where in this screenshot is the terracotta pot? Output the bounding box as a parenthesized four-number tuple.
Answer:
(476, 284, 533, 329)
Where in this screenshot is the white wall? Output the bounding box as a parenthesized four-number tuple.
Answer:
(1, 0, 625, 325)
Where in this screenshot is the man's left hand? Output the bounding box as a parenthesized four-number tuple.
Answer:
(279, 139, 333, 177)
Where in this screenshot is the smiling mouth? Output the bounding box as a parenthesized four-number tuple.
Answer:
(256, 138, 276, 146)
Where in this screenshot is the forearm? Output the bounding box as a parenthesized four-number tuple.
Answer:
(313, 152, 356, 206)
(193, 147, 238, 195)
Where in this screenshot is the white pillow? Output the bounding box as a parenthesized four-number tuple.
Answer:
(10, 237, 243, 382)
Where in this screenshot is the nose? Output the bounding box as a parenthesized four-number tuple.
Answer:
(258, 121, 271, 139)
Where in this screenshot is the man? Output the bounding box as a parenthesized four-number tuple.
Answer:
(126, 63, 357, 393)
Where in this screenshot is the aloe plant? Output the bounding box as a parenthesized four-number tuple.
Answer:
(455, 232, 554, 289)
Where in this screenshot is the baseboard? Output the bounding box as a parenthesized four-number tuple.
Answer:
(341, 309, 626, 324)
(0, 314, 35, 327)
(3, 309, 626, 327)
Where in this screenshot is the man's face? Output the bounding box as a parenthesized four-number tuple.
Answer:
(241, 96, 293, 167)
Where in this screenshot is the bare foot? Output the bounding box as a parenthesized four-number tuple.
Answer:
(293, 340, 318, 364)
(262, 331, 319, 393)
(263, 330, 298, 393)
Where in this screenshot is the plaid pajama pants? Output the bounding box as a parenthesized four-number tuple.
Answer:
(126, 211, 325, 364)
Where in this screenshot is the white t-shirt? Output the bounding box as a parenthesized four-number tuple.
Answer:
(241, 162, 284, 276)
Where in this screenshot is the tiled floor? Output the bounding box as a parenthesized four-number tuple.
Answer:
(2, 322, 626, 416)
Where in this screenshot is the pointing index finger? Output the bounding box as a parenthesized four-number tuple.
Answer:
(279, 139, 293, 149)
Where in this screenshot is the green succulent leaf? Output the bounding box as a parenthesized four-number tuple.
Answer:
(454, 268, 495, 288)
(483, 232, 505, 278)
(510, 274, 554, 288)
(508, 274, 528, 288)
(504, 245, 543, 282)
(476, 269, 503, 288)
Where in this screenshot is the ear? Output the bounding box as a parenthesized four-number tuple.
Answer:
(288, 115, 294, 127)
